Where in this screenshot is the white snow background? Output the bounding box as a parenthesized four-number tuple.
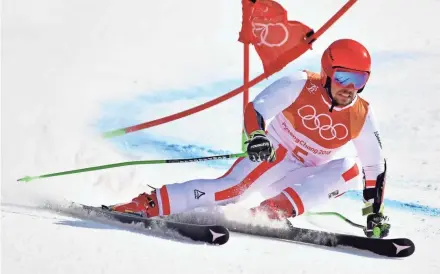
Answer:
(2, 0, 440, 273)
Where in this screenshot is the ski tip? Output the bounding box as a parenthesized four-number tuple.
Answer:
(208, 226, 230, 245)
(391, 238, 415, 258)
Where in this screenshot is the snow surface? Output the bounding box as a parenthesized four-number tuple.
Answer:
(2, 0, 440, 273)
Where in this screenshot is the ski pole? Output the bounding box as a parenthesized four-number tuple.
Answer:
(305, 211, 365, 229)
(17, 152, 248, 183)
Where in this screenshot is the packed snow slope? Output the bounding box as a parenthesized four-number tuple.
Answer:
(2, 0, 440, 273)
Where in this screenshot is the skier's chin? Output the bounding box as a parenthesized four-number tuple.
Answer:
(334, 96, 353, 106)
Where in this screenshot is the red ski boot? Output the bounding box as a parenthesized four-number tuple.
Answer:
(111, 192, 160, 218)
(250, 192, 296, 220)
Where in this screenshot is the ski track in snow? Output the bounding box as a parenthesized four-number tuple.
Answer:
(3, 0, 440, 273)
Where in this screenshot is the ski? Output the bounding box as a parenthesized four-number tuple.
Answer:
(226, 221, 415, 258)
(70, 203, 414, 257)
(76, 204, 230, 245)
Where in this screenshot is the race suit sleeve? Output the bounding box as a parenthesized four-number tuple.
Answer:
(244, 71, 307, 135)
(352, 106, 387, 214)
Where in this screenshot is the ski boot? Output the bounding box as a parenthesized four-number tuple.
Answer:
(250, 192, 296, 220)
(109, 191, 160, 218)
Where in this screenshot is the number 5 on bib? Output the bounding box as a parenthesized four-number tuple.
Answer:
(292, 146, 308, 163)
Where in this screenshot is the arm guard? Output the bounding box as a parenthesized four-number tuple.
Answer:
(362, 160, 387, 215)
(244, 102, 265, 137)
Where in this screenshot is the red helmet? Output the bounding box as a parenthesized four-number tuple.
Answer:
(321, 39, 371, 91)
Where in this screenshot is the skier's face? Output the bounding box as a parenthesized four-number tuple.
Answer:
(330, 83, 357, 106)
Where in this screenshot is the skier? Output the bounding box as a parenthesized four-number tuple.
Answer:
(111, 38, 390, 238)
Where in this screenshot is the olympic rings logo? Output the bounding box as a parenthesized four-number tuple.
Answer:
(297, 105, 349, 141)
(252, 22, 289, 47)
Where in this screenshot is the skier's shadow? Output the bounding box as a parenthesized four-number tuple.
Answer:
(1, 202, 207, 246)
(56, 219, 117, 230)
(54, 218, 208, 246)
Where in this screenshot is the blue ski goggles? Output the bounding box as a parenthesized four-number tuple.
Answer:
(332, 69, 369, 89)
